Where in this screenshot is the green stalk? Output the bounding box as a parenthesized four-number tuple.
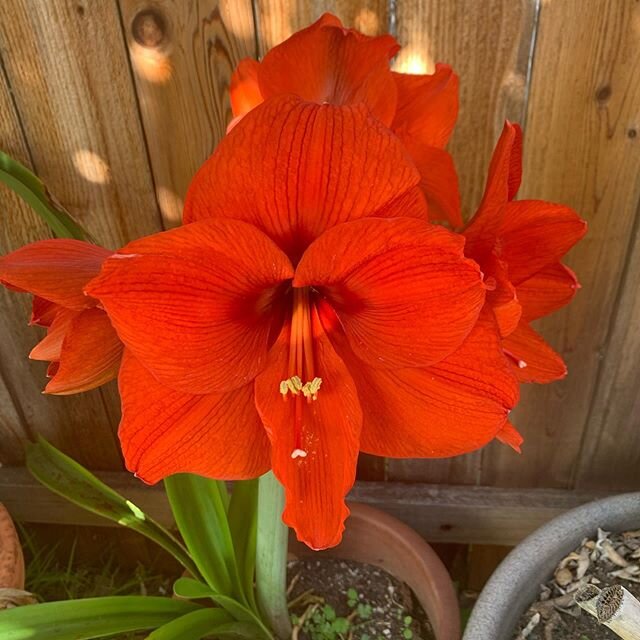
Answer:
(255, 472, 292, 639)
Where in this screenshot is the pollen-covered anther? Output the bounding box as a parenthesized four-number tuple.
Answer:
(301, 377, 323, 401)
(291, 448, 308, 459)
(280, 375, 303, 397)
(517, 360, 527, 369)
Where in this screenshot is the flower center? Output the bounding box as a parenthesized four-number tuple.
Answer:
(279, 287, 322, 459)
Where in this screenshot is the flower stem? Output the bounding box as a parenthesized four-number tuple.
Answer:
(256, 471, 292, 639)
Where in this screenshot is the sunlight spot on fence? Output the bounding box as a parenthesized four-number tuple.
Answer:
(393, 50, 434, 75)
(72, 150, 111, 185)
(353, 9, 379, 36)
(130, 43, 173, 84)
(156, 186, 184, 227)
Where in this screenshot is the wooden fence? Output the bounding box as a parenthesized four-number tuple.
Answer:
(0, 0, 639, 532)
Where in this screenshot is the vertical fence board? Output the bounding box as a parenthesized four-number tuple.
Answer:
(388, 0, 538, 483)
(254, 0, 389, 55)
(574, 206, 640, 490)
(393, 0, 539, 218)
(0, 0, 164, 468)
(481, 0, 640, 489)
(0, 0, 163, 249)
(119, 0, 257, 227)
(0, 48, 123, 468)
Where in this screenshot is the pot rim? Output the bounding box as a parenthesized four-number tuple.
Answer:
(0, 502, 25, 591)
(463, 491, 640, 640)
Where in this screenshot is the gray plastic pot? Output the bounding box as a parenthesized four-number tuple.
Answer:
(464, 492, 640, 640)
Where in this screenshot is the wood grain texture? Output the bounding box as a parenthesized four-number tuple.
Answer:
(0, 50, 122, 468)
(119, 0, 257, 226)
(0, 0, 164, 468)
(574, 202, 640, 490)
(254, 0, 389, 54)
(0, 468, 615, 546)
(482, 0, 640, 489)
(393, 0, 539, 217)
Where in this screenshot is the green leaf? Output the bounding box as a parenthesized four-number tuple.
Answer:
(145, 608, 232, 639)
(173, 578, 272, 640)
(26, 437, 201, 579)
(0, 596, 200, 640)
(0, 150, 93, 241)
(209, 622, 269, 639)
(228, 479, 259, 612)
(164, 475, 241, 599)
(255, 472, 291, 639)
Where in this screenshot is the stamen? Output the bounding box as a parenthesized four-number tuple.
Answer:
(279, 375, 303, 397)
(504, 349, 527, 369)
(301, 377, 323, 401)
(281, 287, 323, 459)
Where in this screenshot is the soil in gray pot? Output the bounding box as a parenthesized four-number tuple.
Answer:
(287, 558, 434, 640)
(513, 528, 640, 639)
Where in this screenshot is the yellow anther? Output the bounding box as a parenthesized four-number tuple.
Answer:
(301, 377, 323, 401)
(279, 376, 303, 397)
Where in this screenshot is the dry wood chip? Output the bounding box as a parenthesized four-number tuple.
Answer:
(576, 547, 591, 579)
(602, 540, 631, 568)
(555, 567, 573, 587)
(516, 612, 541, 639)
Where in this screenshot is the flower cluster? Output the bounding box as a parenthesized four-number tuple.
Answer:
(0, 15, 586, 549)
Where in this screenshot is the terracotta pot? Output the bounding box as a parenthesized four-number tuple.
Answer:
(0, 502, 25, 589)
(290, 502, 460, 640)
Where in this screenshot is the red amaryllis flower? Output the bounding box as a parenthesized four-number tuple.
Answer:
(463, 122, 587, 383)
(0, 240, 122, 394)
(228, 13, 462, 228)
(86, 96, 519, 550)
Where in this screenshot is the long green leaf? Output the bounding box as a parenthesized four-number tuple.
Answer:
(0, 150, 93, 241)
(145, 608, 232, 639)
(164, 475, 241, 599)
(173, 578, 271, 640)
(209, 622, 268, 639)
(0, 596, 200, 640)
(228, 479, 259, 613)
(255, 473, 291, 639)
(26, 438, 201, 579)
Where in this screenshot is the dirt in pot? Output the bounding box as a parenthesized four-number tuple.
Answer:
(287, 558, 435, 640)
(513, 528, 640, 639)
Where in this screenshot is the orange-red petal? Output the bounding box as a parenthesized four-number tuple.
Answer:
(295, 217, 485, 369)
(502, 322, 567, 383)
(45, 308, 123, 395)
(331, 308, 519, 457)
(484, 253, 522, 338)
(0, 240, 112, 309)
(517, 263, 580, 322)
(254, 307, 362, 550)
(184, 96, 425, 260)
(86, 219, 293, 395)
(119, 351, 270, 484)
(29, 307, 77, 361)
(402, 141, 463, 228)
(258, 14, 399, 126)
(230, 58, 263, 118)
(499, 200, 587, 285)
(30, 296, 59, 327)
(391, 63, 459, 149)
(495, 420, 523, 453)
(464, 122, 522, 250)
